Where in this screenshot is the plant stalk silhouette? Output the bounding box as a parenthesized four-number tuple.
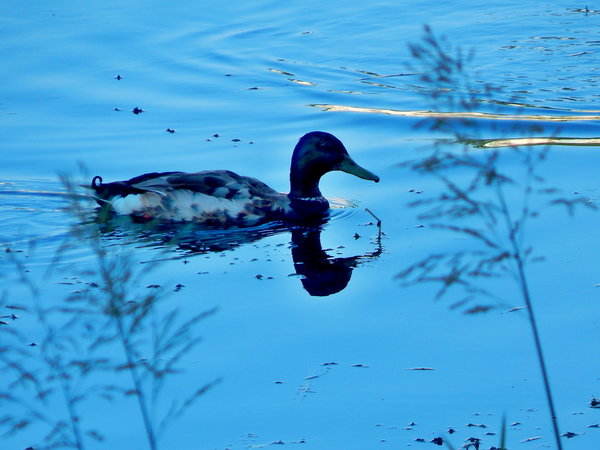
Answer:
(1, 174, 219, 449)
(400, 26, 592, 450)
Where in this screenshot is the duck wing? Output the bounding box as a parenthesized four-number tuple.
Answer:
(154, 170, 281, 200)
(91, 171, 182, 203)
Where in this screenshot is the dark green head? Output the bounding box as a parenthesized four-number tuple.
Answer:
(289, 131, 379, 198)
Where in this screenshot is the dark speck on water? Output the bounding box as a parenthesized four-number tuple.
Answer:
(431, 437, 443, 446)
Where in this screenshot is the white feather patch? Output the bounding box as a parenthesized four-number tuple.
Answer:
(111, 191, 255, 222)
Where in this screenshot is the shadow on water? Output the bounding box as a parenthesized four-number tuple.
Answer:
(94, 206, 383, 297)
(290, 225, 381, 296)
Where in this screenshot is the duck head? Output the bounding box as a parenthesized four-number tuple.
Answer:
(289, 131, 380, 199)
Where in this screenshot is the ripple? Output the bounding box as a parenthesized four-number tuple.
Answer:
(311, 103, 600, 122)
(478, 136, 600, 148)
(328, 197, 361, 221)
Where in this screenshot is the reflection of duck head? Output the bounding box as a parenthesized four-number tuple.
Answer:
(290, 225, 382, 297)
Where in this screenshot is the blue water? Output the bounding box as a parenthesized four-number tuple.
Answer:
(2, 1, 600, 449)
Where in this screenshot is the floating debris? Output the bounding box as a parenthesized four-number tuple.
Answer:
(115, 74, 123, 80)
(431, 437, 443, 445)
(520, 436, 541, 443)
(165, 128, 176, 134)
(352, 364, 369, 368)
(464, 437, 481, 449)
(465, 305, 493, 314)
(590, 397, 600, 408)
(562, 432, 578, 438)
(146, 284, 161, 289)
(0, 314, 18, 320)
(405, 367, 435, 371)
(5, 305, 26, 310)
(132, 107, 144, 115)
(569, 51, 594, 57)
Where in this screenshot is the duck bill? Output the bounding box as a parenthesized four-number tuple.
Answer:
(337, 155, 380, 182)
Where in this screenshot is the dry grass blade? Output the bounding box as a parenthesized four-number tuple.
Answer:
(399, 26, 579, 450)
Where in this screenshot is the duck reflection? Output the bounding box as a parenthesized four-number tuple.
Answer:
(290, 225, 382, 296)
(96, 216, 382, 297)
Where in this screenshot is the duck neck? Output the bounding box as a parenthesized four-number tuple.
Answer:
(289, 168, 323, 200)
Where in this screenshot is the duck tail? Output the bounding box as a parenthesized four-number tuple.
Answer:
(91, 175, 103, 190)
(79, 176, 103, 190)
(85, 175, 114, 206)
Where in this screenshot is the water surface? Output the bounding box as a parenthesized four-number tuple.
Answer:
(2, 1, 600, 448)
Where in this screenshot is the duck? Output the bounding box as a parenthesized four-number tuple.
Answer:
(90, 131, 379, 226)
